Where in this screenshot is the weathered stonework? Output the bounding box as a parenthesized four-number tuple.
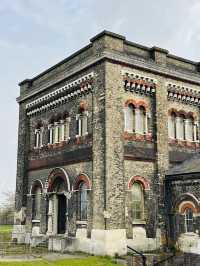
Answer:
(13, 30, 200, 255)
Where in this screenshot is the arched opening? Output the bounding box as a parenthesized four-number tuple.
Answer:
(125, 104, 135, 133)
(74, 174, 91, 223)
(77, 182, 88, 221)
(76, 108, 88, 137)
(168, 112, 176, 139)
(131, 182, 144, 222)
(138, 106, 146, 134)
(184, 208, 193, 233)
(179, 114, 186, 140)
(47, 168, 70, 235)
(32, 185, 42, 221)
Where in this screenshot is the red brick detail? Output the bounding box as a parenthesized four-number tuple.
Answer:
(187, 112, 196, 119)
(168, 108, 178, 116)
(180, 202, 198, 214)
(124, 99, 148, 111)
(128, 175, 150, 190)
(168, 138, 200, 149)
(124, 132, 153, 142)
(73, 174, 91, 190)
(168, 109, 197, 120)
(47, 168, 69, 192)
(124, 99, 137, 108)
(136, 100, 148, 111)
(79, 101, 88, 111)
(178, 110, 187, 117)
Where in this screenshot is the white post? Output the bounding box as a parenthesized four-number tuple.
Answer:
(40, 128, 43, 147)
(49, 126, 53, 144)
(145, 113, 149, 134)
(135, 108, 141, 134)
(54, 122, 59, 143)
(194, 122, 197, 141)
(176, 117, 182, 140)
(35, 130, 39, 148)
(60, 120, 65, 141)
(53, 194, 58, 235)
(47, 197, 53, 235)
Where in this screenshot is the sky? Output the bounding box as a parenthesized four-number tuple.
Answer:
(0, 0, 200, 203)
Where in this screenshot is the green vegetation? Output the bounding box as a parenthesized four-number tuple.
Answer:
(0, 256, 119, 266)
(0, 225, 13, 233)
(0, 225, 12, 242)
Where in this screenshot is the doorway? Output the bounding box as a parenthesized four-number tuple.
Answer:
(57, 194, 66, 234)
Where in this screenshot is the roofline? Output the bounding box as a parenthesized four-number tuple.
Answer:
(18, 43, 93, 86)
(18, 30, 200, 87)
(166, 171, 200, 178)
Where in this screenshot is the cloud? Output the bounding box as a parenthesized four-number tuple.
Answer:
(1, 0, 200, 202)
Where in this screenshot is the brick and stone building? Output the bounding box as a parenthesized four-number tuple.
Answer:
(12, 31, 200, 255)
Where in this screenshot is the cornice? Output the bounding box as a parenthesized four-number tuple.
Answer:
(26, 72, 94, 117)
(17, 50, 200, 104)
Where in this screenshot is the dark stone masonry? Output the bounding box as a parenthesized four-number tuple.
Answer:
(12, 30, 200, 255)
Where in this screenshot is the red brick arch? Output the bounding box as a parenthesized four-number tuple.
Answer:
(128, 175, 150, 190)
(179, 202, 198, 214)
(73, 174, 91, 190)
(168, 108, 178, 116)
(47, 167, 70, 192)
(125, 99, 137, 108)
(174, 193, 200, 214)
(125, 99, 148, 111)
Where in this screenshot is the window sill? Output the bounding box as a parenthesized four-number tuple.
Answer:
(124, 132, 152, 142)
(168, 138, 200, 149)
(76, 221, 87, 225)
(32, 219, 40, 223)
(132, 221, 146, 225)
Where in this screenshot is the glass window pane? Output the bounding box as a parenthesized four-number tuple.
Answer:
(131, 182, 144, 221)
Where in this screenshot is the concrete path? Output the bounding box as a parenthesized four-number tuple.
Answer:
(0, 252, 87, 262)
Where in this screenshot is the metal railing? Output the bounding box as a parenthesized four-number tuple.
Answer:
(0, 241, 48, 257)
(127, 245, 147, 266)
(152, 252, 175, 266)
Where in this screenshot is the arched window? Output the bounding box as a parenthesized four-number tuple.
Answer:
(131, 182, 144, 221)
(185, 116, 194, 141)
(168, 112, 176, 138)
(138, 106, 146, 134)
(125, 104, 135, 133)
(34, 123, 43, 148)
(77, 182, 88, 221)
(32, 186, 42, 220)
(185, 208, 193, 233)
(76, 109, 88, 137)
(178, 114, 186, 140)
(48, 114, 70, 144)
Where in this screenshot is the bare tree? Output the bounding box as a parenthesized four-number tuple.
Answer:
(0, 190, 15, 225)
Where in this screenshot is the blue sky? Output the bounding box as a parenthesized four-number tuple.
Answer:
(0, 0, 200, 203)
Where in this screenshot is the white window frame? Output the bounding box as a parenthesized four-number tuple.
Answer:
(76, 111, 88, 137)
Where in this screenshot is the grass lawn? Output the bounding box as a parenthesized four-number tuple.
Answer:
(0, 225, 13, 234)
(0, 225, 13, 242)
(0, 256, 119, 266)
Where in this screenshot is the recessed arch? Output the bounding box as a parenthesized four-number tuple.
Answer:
(125, 99, 137, 108)
(128, 175, 150, 190)
(30, 179, 43, 195)
(47, 167, 70, 192)
(73, 173, 92, 190)
(174, 193, 200, 213)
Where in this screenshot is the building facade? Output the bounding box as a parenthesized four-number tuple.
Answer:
(13, 31, 200, 255)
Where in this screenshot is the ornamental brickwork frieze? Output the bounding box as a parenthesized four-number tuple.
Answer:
(26, 72, 94, 117)
(167, 83, 200, 106)
(121, 69, 156, 96)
